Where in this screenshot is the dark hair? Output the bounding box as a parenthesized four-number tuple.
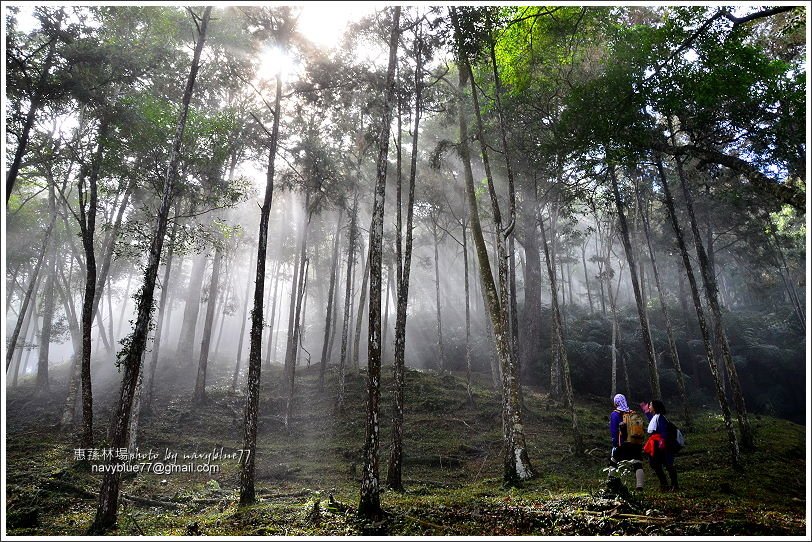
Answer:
(651, 400, 667, 415)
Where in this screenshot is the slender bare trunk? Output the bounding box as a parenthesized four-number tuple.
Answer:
(358, 6, 399, 520)
(231, 249, 256, 392)
(656, 154, 741, 467)
(193, 244, 223, 403)
(239, 61, 283, 506)
(177, 252, 207, 363)
(7, 217, 55, 370)
(387, 28, 421, 491)
(635, 177, 691, 427)
(673, 155, 753, 449)
(608, 164, 661, 399)
(540, 207, 583, 453)
(36, 180, 58, 392)
(319, 210, 344, 390)
(352, 243, 370, 372)
(263, 260, 281, 369)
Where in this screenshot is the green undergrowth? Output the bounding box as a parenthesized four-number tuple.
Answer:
(5, 355, 806, 536)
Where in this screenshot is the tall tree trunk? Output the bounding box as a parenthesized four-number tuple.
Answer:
(78, 114, 111, 449)
(115, 272, 132, 339)
(387, 28, 420, 491)
(56, 267, 83, 427)
(337, 194, 359, 410)
(176, 252, 208, 363)
(106, 275, 114, 348)
(231, 248, 256, 392)
(605, 229, 625, 399)
(9, 271, 42, 386)
(89, 9, 211, 532)
(431, 222, 446, 371)
(92, 180, 135, 330)
(594, 214, 607, 316)
(327, 243, 343, 364)
(213, 261, 232, 359)
(285, 257, 309, 425)
(608, 164, 661, 399)
(450, 13, 533, 484)
(193, 244, 223, 403)
(319, 210, 344, 390)
(673, 155, 753, 450)
(283, 212, 303, 382)
(358, 6, 399, 520)
(36, 179, 58, 393)
(284, 198, 311, 395)
(581, 242, 594, 314)
(487, 13, 520, 369)
(635, 178, 691, 427)
(656, 155, 741, 467)
(381, 263, 393, 362)
(539, 208, 583, 453)
(142, 213, 178, 413)
(677, 262, 692, 330)
(263, 259, 281, 369)
(462, 211, 474, 404)
(126, 354, 145, 451)
(352, 240, 370, 372)
(23, 302, 41, 380)
(548, 203, 563, 398)
(238, 62, 282, 506)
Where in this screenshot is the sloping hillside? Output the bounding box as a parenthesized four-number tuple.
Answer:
(5, 357, 806, 536)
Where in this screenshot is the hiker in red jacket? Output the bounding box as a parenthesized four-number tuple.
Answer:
(608, 393, 645, 491)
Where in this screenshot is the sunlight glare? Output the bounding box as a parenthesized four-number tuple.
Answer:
(295, 2, 382, 50)
(256, 46, 301, 84)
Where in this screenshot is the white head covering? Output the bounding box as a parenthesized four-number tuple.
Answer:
(613, 393, 630, 412)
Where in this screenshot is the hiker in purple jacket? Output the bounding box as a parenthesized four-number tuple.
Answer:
(608, 393, 645, 491)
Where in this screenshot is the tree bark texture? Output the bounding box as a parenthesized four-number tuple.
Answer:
(358, 6, 399, 521)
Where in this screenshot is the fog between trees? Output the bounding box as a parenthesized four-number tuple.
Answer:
(5, 4, 806, 531)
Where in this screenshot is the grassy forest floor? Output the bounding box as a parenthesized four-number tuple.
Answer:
(5, 354, 807, 537)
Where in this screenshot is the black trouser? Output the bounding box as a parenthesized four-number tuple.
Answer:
(649, 448, 678, 489)
(609, 444, 644, 486)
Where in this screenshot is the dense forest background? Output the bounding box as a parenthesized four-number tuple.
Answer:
(4, 3, 808, 536)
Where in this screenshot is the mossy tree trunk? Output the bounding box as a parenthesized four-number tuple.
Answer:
(451, 8, 533, 484)
(88, 7, 212, 533)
